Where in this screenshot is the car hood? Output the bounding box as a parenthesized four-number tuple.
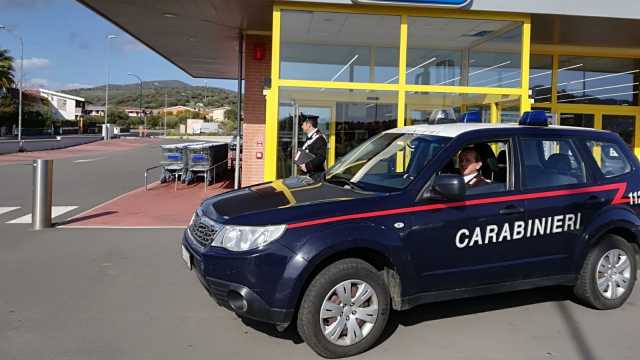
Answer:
(201, 176, 380, 225)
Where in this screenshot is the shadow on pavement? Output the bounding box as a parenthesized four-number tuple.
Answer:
(240, 317, 304, 344)
(56, 211, 118, 226)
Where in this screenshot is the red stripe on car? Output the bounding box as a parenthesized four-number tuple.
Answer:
(287, 182, 628, 229)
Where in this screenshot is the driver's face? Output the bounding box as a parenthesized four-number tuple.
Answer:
(459, 150, 482, 176)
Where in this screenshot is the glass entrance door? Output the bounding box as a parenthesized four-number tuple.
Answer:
(277, 103, 332, 178)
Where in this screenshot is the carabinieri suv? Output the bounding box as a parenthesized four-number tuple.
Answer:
(182, 111, 640, 358)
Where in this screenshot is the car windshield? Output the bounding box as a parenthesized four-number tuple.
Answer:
(325, 132, 451, 192)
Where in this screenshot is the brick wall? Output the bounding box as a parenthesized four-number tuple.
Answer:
(241, 34, 271, 187)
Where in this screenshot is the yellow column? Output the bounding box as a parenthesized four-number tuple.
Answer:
(397, 15, 408, 128)
(490, 102, 498, 124)
(519, 17, 531, 115)
(634, 113, 640, 158)
(264, 7, 281, 181)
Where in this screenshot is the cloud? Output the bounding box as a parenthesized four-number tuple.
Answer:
(61, 83, 94, 90)
(22, 57, 50, 70)
(25, 78, 49, 89)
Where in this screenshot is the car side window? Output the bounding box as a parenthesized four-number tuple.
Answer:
(584, 140, 632, 178)
(436, 140, 511, 195)
(520, 138, 586, 190)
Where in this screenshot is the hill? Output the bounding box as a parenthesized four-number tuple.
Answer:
(63, 80, 237, 109)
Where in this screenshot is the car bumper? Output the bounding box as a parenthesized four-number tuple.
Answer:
(181, 231, 299, 326)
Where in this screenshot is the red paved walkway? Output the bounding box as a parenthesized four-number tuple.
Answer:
(61, 179, 233, 228)
(0, 138, 160, 165)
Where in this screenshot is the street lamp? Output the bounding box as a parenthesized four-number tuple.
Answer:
(104, 34, 118, 141)
(0, 25, 24, 147)
(127, 72, 144, 131)
(153, 82, 168, 136)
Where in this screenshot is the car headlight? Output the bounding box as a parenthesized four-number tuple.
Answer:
(188, 212, 197, 226)
(213, 224, 286, 251)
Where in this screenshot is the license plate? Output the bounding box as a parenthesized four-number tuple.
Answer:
(182, 245, 192, 270)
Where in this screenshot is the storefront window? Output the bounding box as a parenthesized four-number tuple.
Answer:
(500, 102, 521, 123)
(406, 91, 520, 124)
(407, 17, 523, 88)
(468, 26, 523, 88)
(530, 55, 553, 104)
(280, 10, 400, 83)
(602, 115, 636, 148)
(557, 56, 640, 106)
(559, 113, 594, 128)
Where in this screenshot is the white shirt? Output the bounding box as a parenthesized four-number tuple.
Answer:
(463, 172, 479, 184)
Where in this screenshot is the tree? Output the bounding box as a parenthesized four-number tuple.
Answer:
(0, 48, 15, 92)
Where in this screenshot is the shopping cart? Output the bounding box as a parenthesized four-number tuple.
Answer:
(184, 142, 229, 185)
(159, 142, 204, 183)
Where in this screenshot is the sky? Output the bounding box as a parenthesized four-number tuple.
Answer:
(0, 0, 237, 91)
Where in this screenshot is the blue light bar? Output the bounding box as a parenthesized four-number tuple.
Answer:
(458, 111, 482, 123)
(519, 110, 549, 127)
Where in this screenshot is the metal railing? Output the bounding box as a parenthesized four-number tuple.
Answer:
(203, 159, 229, 193)
(144, 165, 164, 191)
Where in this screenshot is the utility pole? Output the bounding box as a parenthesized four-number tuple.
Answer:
(127, 73, 144, 131)
(154, 82, 168, 136)
(104, 34, 118, 141)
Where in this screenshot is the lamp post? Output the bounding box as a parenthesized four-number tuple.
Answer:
(153, 82, 168, 136)
(0, 25, 23, 147)
(127, 72, 144, 132)
(104, 34, 118, 141)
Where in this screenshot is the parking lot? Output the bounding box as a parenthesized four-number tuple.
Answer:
(1, 139, 640, 360)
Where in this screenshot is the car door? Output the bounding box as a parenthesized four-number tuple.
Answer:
(404, 136, 528, 293)
(518, 136, 605, 278)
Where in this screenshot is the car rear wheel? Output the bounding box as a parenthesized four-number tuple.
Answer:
(574, 234, 637, 310)
(297, 259, 390, 358)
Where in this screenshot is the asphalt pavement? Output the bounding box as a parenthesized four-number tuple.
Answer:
(1, 140, 640, 360)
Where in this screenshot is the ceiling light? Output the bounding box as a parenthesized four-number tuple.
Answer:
(163, 12, 177, 18)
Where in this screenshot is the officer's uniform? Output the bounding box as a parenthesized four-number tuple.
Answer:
(298, 128, 327, 178)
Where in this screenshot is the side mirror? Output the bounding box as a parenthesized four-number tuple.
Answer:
(430, 174, 466, 200)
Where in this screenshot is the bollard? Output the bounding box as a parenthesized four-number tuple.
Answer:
(32, 159, 53, 230)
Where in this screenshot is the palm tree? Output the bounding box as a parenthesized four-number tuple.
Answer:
(0, 48, 15, 92)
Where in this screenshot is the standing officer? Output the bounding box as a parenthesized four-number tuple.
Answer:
(296, 115, 327, 179)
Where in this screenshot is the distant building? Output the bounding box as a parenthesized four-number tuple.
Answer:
(124, 108, 149, 118)
(38, 89, 85, 121)
(205, 106, 231, 122)
(152, 105, 196, 115)
(84, 105, 105, 117)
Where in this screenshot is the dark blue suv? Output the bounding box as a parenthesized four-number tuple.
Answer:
(182, 114, 640, 358)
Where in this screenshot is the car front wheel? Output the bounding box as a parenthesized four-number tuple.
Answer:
(297, 259, 390, 358)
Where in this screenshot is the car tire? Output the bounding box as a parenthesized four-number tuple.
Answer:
(574, 234, 637, 310)
(297, 258, 390, 359)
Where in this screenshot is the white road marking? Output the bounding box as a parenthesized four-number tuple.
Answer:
(73, 157, 105, 163)
(7, 206, 78, 224)
(0, 207, 20, 216)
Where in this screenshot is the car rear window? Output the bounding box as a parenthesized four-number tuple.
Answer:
(519, 138, 587, 190)
(584, 140, 632, 178)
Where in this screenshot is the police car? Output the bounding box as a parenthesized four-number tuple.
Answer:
(182, 111, 639, 358)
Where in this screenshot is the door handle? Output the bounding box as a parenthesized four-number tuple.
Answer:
(585, 195, 606, 204)
(499, 205, 524, 215)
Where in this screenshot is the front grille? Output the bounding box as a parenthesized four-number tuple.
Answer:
(189, 214, 220, 247)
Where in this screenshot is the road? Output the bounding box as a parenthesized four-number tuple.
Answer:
(1, 140, 640, 360)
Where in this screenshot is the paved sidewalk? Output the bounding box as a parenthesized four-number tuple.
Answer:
(61, 179, 233, 228)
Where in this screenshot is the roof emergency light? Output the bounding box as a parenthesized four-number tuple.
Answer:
(519, 110, 549, 127)
(458, 111, 482, 123)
